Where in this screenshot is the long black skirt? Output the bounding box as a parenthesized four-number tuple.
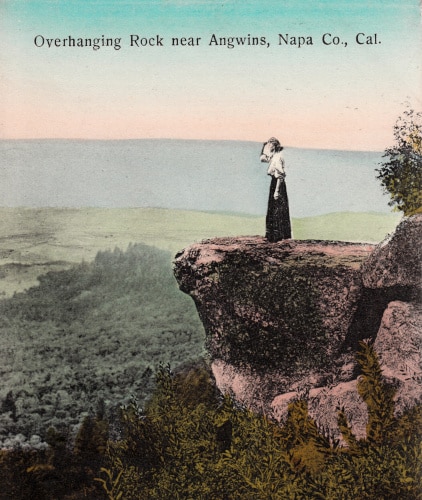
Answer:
(265, 177, 292, 242)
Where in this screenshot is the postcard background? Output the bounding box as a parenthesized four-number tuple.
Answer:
(0, 0, 420, 475)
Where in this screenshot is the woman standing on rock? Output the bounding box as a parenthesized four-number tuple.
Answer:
(260, 137, 292, 241)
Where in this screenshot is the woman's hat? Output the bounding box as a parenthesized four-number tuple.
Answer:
(267, 137, 281, 147)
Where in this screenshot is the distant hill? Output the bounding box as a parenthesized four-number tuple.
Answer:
(0, 139, 391, 217)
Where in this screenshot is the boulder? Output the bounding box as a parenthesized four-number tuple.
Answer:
(271, 380, 368, 441)
(373, 300, 421, 409)
(344, 215, 421, 348)
(362, 214, 421, 291)
(174, 237, 373, 374)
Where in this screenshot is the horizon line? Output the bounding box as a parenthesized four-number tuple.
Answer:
(0, 137, 384, 154)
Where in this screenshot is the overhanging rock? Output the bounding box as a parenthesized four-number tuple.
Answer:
(174, 237, 373, 375)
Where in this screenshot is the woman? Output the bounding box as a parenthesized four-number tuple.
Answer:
(260, 137, 292, 241)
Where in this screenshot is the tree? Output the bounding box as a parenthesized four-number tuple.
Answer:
(2, 391, 17, 422)
(376, 108, 422, 215)
(74, 414, 109, 468)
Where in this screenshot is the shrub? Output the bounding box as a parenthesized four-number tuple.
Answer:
(98, 348, 421, 499)
(376, 108, 422, 215)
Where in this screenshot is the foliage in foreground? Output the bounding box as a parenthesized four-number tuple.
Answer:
(377, 108, 422, 215)
(0, 344, 420, 499)
(0, 411, 109, 499)
(99, 344, 421, 499)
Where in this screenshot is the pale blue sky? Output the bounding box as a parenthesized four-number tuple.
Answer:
(1, 0, 421, 150)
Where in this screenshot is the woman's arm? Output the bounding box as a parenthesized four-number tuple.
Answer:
(274, 177, 282, 199)
(273, 153, 286, 199)
(273, 166, 285, 199)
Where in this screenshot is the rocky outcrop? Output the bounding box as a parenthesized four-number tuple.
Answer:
(271, 380, 369, 440)
(175, 238, 373, 373)
(373, 300, 421, 411)
(271, 296, 421, 440)
(362, 214, 421, 290)
(173, 215, 421, 439)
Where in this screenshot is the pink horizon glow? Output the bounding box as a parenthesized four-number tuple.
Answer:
(1, 102, 403, 152)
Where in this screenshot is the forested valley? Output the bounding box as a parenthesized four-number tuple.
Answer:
(0, 219, 420, 499)
(0, 243, 205, 449)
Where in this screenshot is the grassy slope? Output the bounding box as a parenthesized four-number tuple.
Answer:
(293, 211, 402, 243)
(0, 207, 401, 297)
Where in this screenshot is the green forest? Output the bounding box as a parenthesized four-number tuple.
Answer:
(0, 243, 205, 448)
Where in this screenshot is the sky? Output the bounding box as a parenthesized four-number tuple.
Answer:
(0, 0, 421, 150)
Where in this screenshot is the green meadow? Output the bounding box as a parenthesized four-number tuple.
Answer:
(0, 207, 401, 297)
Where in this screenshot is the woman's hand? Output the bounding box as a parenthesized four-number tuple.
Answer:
(274, 191, 280, 200)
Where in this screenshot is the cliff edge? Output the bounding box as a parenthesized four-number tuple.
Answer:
(174, 215, 421, 438)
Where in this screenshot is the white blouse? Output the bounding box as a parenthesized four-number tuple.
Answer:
(266, 151, 286, 179)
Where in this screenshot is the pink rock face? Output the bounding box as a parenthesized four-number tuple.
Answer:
(173, 219, 421, 442)
(174, 237, 373, 372)
(271, 380, 368, 441)
(212, 358, 369, 441)
(362, 214, 422, 289)
(374, 300, 421, 411)
(211, 359, 296, 411)
(210, 300, 422, 441)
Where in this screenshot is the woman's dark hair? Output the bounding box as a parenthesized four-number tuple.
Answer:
(266, 137, 283, 151)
